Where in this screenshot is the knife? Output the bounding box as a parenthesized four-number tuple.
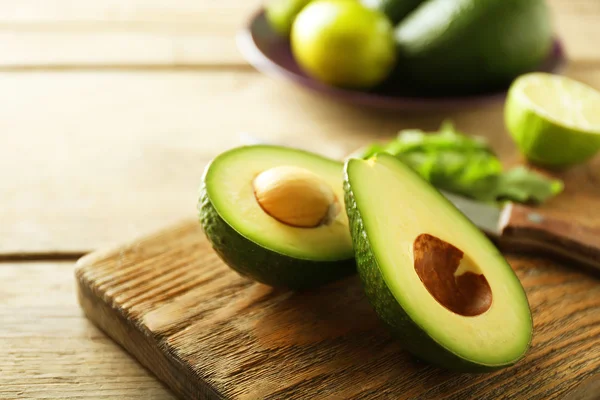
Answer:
(237, 133, 600, 272)
(441, 190, 600, 272)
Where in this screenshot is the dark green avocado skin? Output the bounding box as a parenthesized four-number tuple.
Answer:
(343, 163, 514, 372)
(391, 0, 552, 94)
(198, 182, 355, 290)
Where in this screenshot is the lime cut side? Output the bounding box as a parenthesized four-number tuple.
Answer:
(520, 73, 600, 131)
(505, 73, 600, 168)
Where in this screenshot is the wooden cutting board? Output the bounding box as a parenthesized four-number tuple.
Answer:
(75, 161, 600, 400)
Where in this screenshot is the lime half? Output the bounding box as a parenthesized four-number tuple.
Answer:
(505, 73, 600, 168)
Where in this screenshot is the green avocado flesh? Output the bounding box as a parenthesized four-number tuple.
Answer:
(199, 145, 354, 289)
(344, 153, 532, 371)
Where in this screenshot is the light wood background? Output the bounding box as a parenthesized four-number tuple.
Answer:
(1, 0, 599, 398)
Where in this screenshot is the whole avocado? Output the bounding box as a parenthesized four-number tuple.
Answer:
(392, 0, 553, 93)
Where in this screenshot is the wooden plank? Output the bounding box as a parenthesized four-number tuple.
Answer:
(1, 66, 599, 256)
(0, 0, 597, 68)
(75, 220, 600, 400)
(0, 262, 175, 399)
(0, 0, 261, 67)
(0, 31, 244, 69)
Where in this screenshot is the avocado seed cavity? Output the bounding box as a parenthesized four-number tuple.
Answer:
(413, 233, 492, 317)
(253, 166, 339, 228)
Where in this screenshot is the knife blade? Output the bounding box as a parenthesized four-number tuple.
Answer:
(441, 190, 600, 272)
(439, 190, 501, 238)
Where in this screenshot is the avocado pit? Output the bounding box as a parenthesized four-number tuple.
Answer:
(253, 165, 339, 228)
(413, 233, 492, 317)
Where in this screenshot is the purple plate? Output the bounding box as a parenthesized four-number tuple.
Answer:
(237, 9, 567, 110)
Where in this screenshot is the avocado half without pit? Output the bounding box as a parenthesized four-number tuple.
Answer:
(198, 145, 354, 289)
(344, 153, 533, 372)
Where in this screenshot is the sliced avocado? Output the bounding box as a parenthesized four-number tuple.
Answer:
(392, 0, 553, 93)
(344, 153, 532, 371)
(199, 145, 354, 289)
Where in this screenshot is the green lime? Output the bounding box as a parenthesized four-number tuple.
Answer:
(505, 73, 600, 168)
(265, 0, 314, 36)
(393, 0, 553, 92)
(291, 0, 397, 89)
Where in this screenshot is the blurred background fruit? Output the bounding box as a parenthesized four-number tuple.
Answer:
(291, 0, 397, 89)
(265, 0, 314, 36)
(393, 0, 553, 94)
(260, 0, 558, 100)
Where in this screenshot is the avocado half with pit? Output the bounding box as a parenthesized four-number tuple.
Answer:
(344, 153, 532, 371)
(198, 145, 354, 289)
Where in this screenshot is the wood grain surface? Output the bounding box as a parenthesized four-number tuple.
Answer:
(0, 262, 175, 399)
(1, 65, 599, 256)
(76, 221, 600, 400)
(0, 0, 261, 68)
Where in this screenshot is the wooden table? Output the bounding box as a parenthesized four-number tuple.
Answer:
(1, 1, 599, 398)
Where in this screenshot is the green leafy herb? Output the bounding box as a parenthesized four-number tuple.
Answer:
(349, 121, 563, 204)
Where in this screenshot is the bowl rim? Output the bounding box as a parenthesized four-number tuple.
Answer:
(236, 8, 568, 110)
